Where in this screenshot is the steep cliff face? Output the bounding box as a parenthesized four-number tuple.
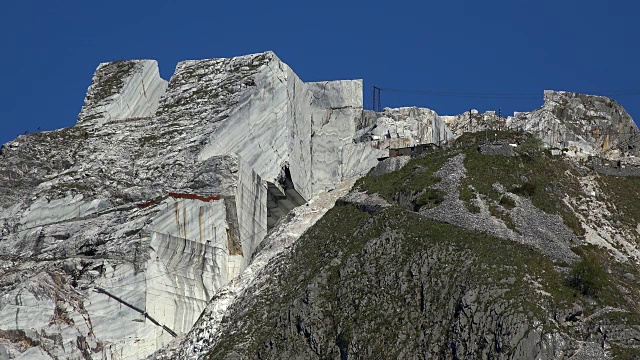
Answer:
(0, 150, 265, 359)
(0, 52, 407, 359)
(512, 91, 640, 158)
(4, 50, 639, 360)
(78, 60, 168, 125)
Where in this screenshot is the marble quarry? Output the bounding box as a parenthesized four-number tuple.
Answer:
(0, 52, 452, 359)
(356, 107, 454, 150)
(3, 49, 638, 359)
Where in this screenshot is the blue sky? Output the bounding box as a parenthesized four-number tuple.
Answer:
(1, 0, 638, 145)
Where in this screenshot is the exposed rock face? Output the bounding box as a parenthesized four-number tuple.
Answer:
(5, 51, 640, 360)
(442, 109, 502, 138)
(0, 151, 265, 359)
(369, 156, 411, 178)
(1, 52, 436, 359)
(78, 60, 168, 125)
(443, 90, 640, 158)
(511, 91, 640, 157)
(478, 142, 516, 156)
(356, 107, 453, 149)
(152, 179, 360, 360)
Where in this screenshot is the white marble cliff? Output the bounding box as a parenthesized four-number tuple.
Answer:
(78, 60, 168, 125)
(0, 52, 450, 359)
(356, 107, 454, 150)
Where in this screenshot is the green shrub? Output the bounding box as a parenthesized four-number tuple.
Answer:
(459, 185, 481, 213)
(356, 151, 450, 202)
(561, 209, 585, 237)
(499, 196, 516, 209)
(516, 137, 545, 160)
(416, 189, 445, 209)
(489, 204, 517, 230)
(467, 203, 481, 213)
(512, 182, 536, 197)
(567, 258, 608, 296)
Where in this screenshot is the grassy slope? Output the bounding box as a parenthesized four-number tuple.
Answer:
(209, 205, 570, 358)
(456, 132, 585, 237)
(597, 175, 640, 230)
(206, 134, 640, 359)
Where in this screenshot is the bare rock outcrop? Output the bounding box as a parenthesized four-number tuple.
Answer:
(0, 52, 406, 359)
(443, 90, 640, 159)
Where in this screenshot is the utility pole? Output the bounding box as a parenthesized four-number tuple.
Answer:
(485, 115, 488, 143)
(373, 86, 376, 112)
(372, 86, 382, 112)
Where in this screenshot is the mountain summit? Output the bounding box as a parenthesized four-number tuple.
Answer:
(1, 52, 639, 359)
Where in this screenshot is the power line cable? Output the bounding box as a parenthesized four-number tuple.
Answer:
(379, 87, 540, 99)
(376, 87, 640, 99)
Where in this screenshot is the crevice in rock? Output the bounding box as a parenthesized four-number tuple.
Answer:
(266, 165, 306, 228)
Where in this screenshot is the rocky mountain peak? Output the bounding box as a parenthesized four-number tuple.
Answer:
(442, 89, 639, 159)
(536, 90, 639, 155)
(3, 51, 640, 359)
(78, 59, 167, 125)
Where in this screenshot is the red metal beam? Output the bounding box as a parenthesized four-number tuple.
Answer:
(136, 200, 156, 209)
(137, 192, 221, 208)
(168, 192, 221, 202)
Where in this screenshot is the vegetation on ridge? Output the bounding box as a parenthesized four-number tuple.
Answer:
(88, 61, 137, 104)
(208, 203, 640, 358)
(456, 131, 585, 237)
(206, 133, 640, 358)
(354, 150, 450, 205)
